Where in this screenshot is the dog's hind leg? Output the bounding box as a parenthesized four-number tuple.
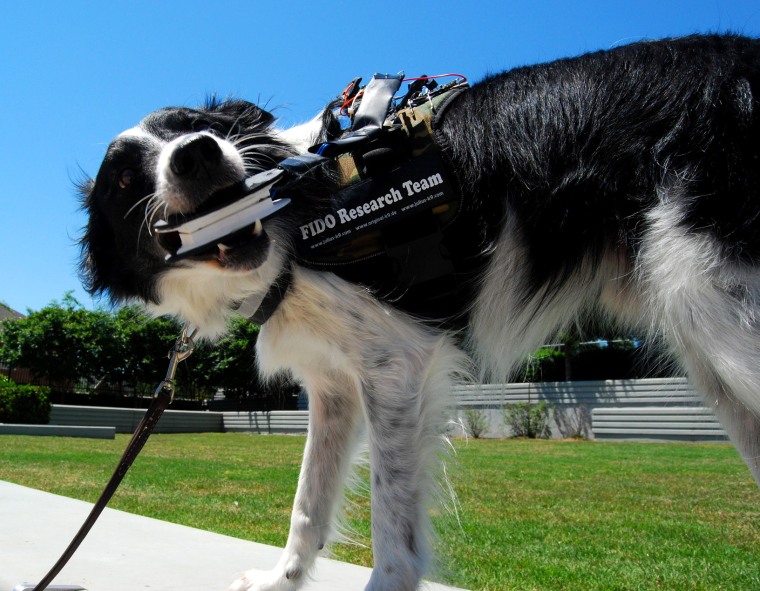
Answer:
(228, 370, 363, 591)
(640, 203, 760, 484)
(684, 363, 760, 483)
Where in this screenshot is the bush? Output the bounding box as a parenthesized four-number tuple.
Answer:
(463, 408, 489, 438)
(0, 378, 51, 424)
(502, 401, 552, 438)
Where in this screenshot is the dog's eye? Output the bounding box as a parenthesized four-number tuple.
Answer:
(117, 168, 134, 190)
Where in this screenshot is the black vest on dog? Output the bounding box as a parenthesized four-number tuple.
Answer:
(293, 74, 489, 326)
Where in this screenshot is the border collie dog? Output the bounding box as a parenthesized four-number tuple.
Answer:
(80, 35, 759, 591)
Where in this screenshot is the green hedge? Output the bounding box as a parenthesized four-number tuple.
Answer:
(0, 376, 51, 424)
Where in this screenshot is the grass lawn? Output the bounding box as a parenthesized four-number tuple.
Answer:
(1, 434, 759, 591)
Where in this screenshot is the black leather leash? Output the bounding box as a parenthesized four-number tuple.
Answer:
(28, 325, 196, 591)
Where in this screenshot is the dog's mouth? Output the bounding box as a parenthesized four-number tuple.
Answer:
(154, 169, 288, 269)
(156, 215, 269, 268)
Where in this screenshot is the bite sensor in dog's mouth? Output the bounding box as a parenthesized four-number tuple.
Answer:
(153, 168, 290, 261)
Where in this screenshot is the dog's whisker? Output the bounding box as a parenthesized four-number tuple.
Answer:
(123, 191, 157, 220)
(140, 207, 156, 240)
(240, 150, 283, 168)
(230, 130, 266, 144)
(145, 200, 163, 232)
(226, 110, 257, 142)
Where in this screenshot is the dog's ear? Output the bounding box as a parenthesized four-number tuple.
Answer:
(77, 177, 137, 303)
(248, 102, 276, 127)
(78, 177, 112, 297)
(205, 97, 276, 129)
(321, 98, 343, 143)
(78, 186, 158, 305)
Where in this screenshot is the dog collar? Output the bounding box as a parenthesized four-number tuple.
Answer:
(236, 266, 293, 325)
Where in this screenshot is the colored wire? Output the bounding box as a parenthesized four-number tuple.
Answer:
(402, 73, 468, 83)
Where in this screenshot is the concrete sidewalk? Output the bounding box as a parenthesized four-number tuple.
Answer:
(0, 481, 466, 591)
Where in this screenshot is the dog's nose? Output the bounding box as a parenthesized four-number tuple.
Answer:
(170, 134, 222, 176)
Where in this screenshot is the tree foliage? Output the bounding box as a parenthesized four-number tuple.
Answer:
(0, 294, 115, 386)
(189, 316, 260, 398)
(110, 306, 186, 396)
(0, 295, 289, 406)
(518, 324, 672, 382)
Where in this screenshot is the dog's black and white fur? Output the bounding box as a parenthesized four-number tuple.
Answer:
(80, 34, 760, 591)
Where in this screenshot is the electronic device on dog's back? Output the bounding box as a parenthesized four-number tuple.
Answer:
(153, 168, 289, 260)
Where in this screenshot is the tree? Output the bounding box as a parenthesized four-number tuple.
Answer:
(111, 305, 184, 395)
(188, 317, 299, 408)
(0, 296, 296, 408)
(0, 297, 185, 394)
(189, 316, 260, 399)
(0, 293, 116, 388)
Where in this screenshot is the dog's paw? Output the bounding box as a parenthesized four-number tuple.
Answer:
(227, 568, 300, 591)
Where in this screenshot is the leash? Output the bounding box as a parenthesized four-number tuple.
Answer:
(26, 324, 197, 591)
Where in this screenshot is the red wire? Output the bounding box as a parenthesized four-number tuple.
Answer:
(402, 73, 468, 83)
(339, 73, 467, 116)
(339, 81, 361, 116)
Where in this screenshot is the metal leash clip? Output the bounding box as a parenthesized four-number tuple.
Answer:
(155, 324, 197, 401)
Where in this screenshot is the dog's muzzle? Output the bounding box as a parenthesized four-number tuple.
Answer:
(153, 168, 290, 262)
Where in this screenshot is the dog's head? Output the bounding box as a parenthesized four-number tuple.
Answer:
(79, 98, 328, 330)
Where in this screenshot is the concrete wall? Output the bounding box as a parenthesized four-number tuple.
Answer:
(50, 405, 224, 434)
(223, 410, 309, 434)
(43, 378, 723, 441)
(47, 405, 308, 435)
(450, 377, 723, 440)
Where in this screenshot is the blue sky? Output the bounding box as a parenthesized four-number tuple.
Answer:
(1, 0, 759, 314)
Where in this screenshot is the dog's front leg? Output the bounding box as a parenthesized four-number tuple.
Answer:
(361, 337, 455, 591)
(229, 371, 363, 591)
(362, 382, 432, 591)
